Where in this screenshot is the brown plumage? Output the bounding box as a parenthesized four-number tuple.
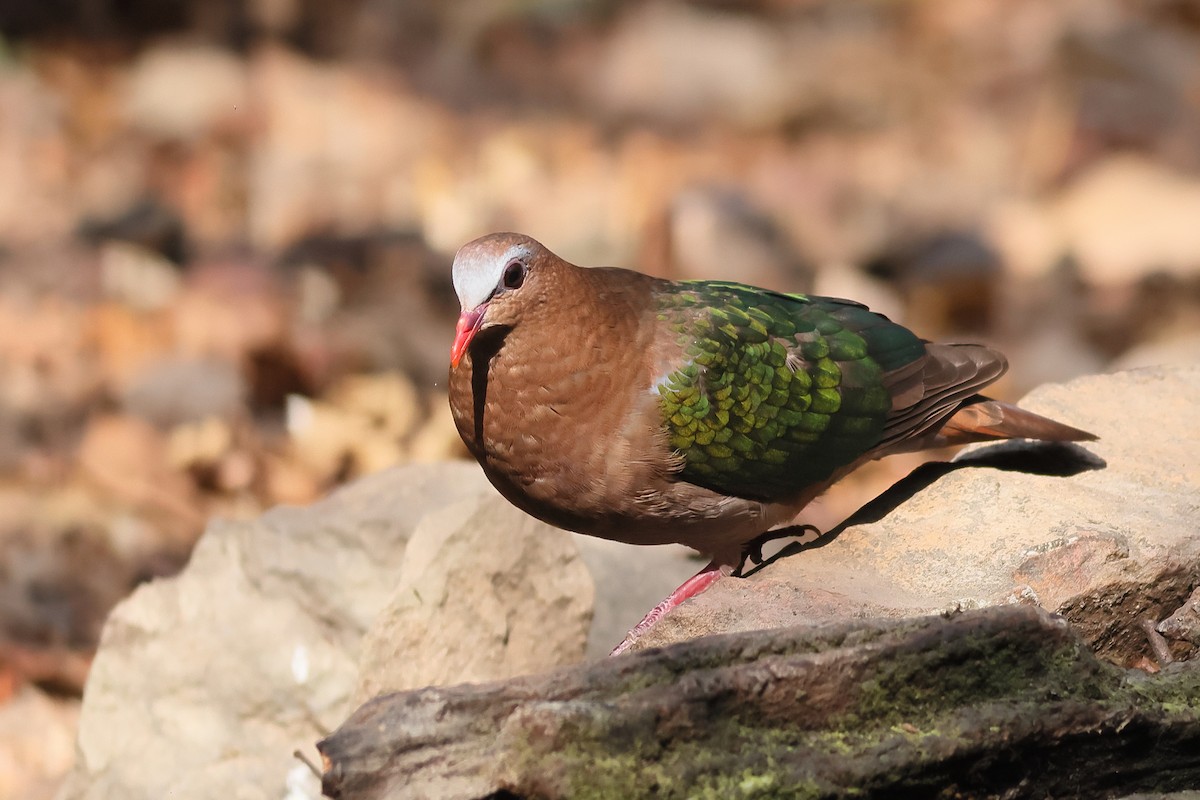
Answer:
(446, 232, 1095, 652)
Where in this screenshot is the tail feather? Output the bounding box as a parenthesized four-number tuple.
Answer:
(937, 396, 1097, 446)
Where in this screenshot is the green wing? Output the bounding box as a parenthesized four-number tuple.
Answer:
(653, 281, 927, 501)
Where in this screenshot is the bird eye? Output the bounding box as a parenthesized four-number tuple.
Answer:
(502, 260, 526, 290)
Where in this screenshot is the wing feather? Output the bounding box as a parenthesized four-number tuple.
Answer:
(876, 343, 1007, 452)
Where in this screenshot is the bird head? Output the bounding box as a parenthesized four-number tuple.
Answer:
(450, 233, 546, 368)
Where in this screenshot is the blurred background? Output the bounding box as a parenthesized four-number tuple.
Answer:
(2, 0, 1200, 795)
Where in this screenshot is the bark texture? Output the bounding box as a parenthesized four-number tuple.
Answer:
(319, 605, 1200, 800)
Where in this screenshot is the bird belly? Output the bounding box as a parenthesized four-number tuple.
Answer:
(471, 441, 795, 562)
(486, 411, 825, 555)
(448, 317, 798, 560)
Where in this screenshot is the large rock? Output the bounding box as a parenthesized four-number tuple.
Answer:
(634, 365, 1200, 665)
(592, 3, 793, 128)
(0, 686, 78, 800)
(61, 365, 1200, 796)
(57, 462, 594, 800)
(992, 156, 1200, 284)
(355, 494, 593, 700)
(122, 44, 249, 140)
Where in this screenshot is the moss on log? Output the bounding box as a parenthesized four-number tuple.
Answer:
(319, 605, 1200, 799)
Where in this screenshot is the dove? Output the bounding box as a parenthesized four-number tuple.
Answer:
(447, 232, 1095, 655)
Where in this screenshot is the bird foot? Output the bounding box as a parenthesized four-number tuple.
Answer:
(736, 524, 823, 575)
(609, 560, 733, 657)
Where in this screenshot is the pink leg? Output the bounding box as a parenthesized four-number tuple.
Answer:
(609, 560, 733, 657)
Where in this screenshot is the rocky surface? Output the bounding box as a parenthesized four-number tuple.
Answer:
(313, 364, 1200, 799)
(57, 366, 1200, 798)
(5, 3, 1200, 797)
(354, 493, 592, 701)
(56, 462, 596, 800)
(633, 365, 1200, 667)
(0, 686, 78, 800)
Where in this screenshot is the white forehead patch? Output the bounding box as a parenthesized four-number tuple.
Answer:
(452, 240, 533, 311)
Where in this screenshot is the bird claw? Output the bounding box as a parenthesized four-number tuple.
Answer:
(736, 524, 824, 576)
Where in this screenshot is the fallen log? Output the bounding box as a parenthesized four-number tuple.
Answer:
(319, 605, 1200, 799)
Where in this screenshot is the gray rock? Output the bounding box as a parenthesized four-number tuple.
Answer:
(592, 3, 792, 127)
(355, 493, 593, 700)
(58, 462, 593, 800)
(634, 365, 1200, 666)
(1159, 586, 1200, 647)
(659, 186, 814, 292)
(119, 356, 246, 427)
(122, 44, 249, 140)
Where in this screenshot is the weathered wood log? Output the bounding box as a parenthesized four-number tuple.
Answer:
(318, 606, 1200, 799)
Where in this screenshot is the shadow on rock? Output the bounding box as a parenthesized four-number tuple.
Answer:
(746, 441, 1106, 575)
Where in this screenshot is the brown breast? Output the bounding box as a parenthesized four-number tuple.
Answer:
(448, 263, 785, 556)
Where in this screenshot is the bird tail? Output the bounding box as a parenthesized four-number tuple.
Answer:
(936, 396, 1097, 446)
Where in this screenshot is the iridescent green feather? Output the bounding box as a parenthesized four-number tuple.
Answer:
(654, 282, 926, 501)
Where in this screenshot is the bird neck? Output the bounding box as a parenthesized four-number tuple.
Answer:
(447, 265, 671, 526)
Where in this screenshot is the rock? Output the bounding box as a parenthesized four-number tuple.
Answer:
(57, 462, 593, 800)
(79, 197, 188, 264)
(0, 292, 103, 464)
(119, 356, 246, 427)
(633, 365, 1200, 666)
(591, 3, 792, 128)
(640, 186, 814, 292)
(0, 686, 78, 800)
(863, 229, 1002, 338)
(319, 605, 1200, 800)
(355, 494, 593, 700)
(285, 394, 403, 480)
(85, 303, 176, 392)
(75, 413, 200, 538)
(1053, 156, 1200, 285)
(246, 47, 450, 250)
(0, 518, 147, 656)
(97, 243, 183, 313)
(121, 44, 249, 141)
(996, 156, 1200, 283)
(171, 262, 289, 364)
(1159, 586, 1200, 647)
(1113, 331, 1200, 372)
(405, 401, 469, 464)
